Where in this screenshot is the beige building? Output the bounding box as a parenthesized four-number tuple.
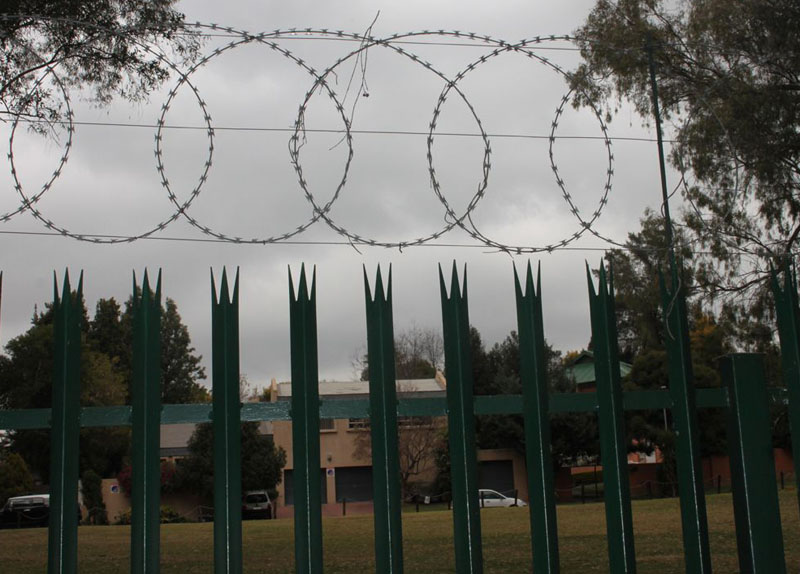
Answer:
(270, 374, 448, 517)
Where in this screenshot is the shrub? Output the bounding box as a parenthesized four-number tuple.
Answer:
(114, 505, 187, 525)
(81, 469, 108, 524)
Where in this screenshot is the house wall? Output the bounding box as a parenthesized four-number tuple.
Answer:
(100, 478, 206, 523)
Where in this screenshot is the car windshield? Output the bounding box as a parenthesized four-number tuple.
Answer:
(246, 494, 267, 503)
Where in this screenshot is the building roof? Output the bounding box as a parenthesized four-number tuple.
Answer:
(566, 350, 632, 386)
(275, 374, 446, 400)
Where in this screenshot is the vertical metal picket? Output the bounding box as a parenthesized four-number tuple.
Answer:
(364, 266, 404, 574)
(47, 271, 82, 574)
(771, 263, 800, 513)
(439, 262, 483, 574)
(211, 268, 242, 574)
(587, 262, 636, 573)
(289, 265, 324, 574)
(660, 261, 712, 574)
(515, 262, 560, 574)
(131, 271, 163, 574)
(722, 354, 786, 574)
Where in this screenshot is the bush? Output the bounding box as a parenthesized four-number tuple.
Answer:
(81, 469, 108, 524)
(114, 505, 187, 525)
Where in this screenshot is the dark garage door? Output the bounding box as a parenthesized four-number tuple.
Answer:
(478, 460, 514, 494)
(335, 466, 373, 502)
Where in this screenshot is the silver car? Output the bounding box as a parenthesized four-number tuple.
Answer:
(242, 490, 272, 519)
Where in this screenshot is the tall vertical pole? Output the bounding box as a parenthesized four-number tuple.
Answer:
(648, 35, 713, 574)
(646, 34, 674, 251)
(131, 271, 163, 574)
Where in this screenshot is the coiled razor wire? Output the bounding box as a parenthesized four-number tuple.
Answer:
(3, 38, 74, 224)
(2, 18, 671, 252)
(6, 31, 215, 243)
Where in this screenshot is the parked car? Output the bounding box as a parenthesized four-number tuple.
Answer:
(0, 494, 82, 529)
(0, 494, 50, 528)
(477, 489, 527, 508)
(242, 490, 272, 520)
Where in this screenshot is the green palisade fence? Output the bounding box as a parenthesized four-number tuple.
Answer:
(0, 261, 797, 574)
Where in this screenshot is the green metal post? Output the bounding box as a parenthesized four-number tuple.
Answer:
(515, 262, 559, 574)
(660, 261, 712, 574)
(587, 262, 636, 573)
(131, 271, 163, 574)
(211, 269, 242, 574)
(439, 262, 483, 574)
(289, 265, 324, 574)
(771, 263, 800, 513)
(364, 266, 404, 574)
(47, 271, 83, 574)
(722, 354, 786, 574)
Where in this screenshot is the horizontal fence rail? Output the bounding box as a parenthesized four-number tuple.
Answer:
(0, 262, 798, 574)
(6, 387, 787, 430)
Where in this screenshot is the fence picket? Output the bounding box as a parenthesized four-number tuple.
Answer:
(364, 267, 404, 574)
(515, 263, 560, 573)
(47, 272, 82, 574)
(440, 263, 484, 574)
(131, 271, 163, 573)
(723, 354, 786, 574)
(289, 266, 324, 574)
(660, 261, 712, 574)
(0, 265, 797, 574)
(211, 269, 243, 574)
(771, 263, 800, 514)
(587, 263, 637, 573)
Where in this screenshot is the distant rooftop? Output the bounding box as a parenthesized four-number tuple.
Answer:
(566, 350, 632, 386)
(274, 373, 446, 400)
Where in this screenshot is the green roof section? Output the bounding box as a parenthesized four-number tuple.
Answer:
(566, 350, 632, 386)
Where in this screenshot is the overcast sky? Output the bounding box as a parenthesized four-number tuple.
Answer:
(0, 1, 674, 391)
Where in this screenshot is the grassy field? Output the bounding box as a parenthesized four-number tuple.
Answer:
(1, 491, 797, 573)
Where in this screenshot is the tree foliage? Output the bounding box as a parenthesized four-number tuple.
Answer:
(472, 328, 600, 466)
(573, 0, 800, 299)
(177, 422, 287, 502)
(0, 452, 34, 507)
(0, 290, 207, 482)
(0, 1, 200, 130)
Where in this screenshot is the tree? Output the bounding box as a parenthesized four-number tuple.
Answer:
(0, 299, 129, 481)
(177, 422, 287, 502)
(358, 326, 443, 381)
(0, 291, 206, 482)
(153, 298, 208, 404)
(1, 1, 200, 132)
(573, 0, 800, 302)
(0, 452, 34, 507)
(473, 329, 600, 466)
(604, 209, 694, 361)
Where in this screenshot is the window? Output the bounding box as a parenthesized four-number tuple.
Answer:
(348, 418, 370, 430)
(320, 418, 335, 431)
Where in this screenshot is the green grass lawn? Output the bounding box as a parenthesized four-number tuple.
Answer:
(2, 491, 797, 573)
